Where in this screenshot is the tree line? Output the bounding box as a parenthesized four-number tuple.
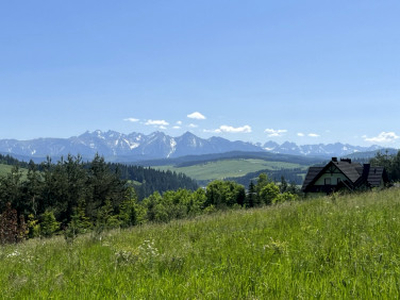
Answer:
(5, 149, 399, 244)
(114, 163, 198, 199)
(0, 154, 300, 244)
(227, 168, 305, 187)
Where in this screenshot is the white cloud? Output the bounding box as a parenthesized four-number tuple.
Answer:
(297, 132, 320, 137)
(145, 119, 169, 126)
(308, 133, 320, 138)
(159, 126, 167, 130)
(172, 126, 181, 129)
(176, 121, 182, 125)
(215, 125, 252, 133)
(364, 131, 399, 143)
(123, 117, 140, 123)
(187, 112, 206, 120)
(189, 123, 198, 128)
(264, 128, 287, 137)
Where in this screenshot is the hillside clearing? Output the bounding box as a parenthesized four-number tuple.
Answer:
(0, 164, 27, 178)
(0, 164, 14, 177)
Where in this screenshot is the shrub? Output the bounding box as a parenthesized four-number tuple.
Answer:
(39, 211, 59, 238)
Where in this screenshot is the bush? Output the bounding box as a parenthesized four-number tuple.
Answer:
(39, 211, 59, 238)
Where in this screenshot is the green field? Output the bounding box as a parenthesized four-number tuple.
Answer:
(2, 188, 400, 298)
(155, 158, 306, 181)
(0, 164, 28, 179)
(0, 164, 19, 177)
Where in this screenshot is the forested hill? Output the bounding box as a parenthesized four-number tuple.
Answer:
(136, 151, 321, 167)
(0, 153, 30, 168)
(108, 163, 198, 199)
(0, 153, 198, 200)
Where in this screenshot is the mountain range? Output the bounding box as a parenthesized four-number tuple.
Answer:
(0, 130, 389, 163)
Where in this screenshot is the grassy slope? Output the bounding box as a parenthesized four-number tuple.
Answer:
(2, 188, 400, 298)
(154, 158, 306, 181)
(0, 164, 28, 179)
(0, 164, 15, 177)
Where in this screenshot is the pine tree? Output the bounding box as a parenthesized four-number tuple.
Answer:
(119, 187, 138, 228)
(245, 181, 256, 208)
(254, 173, 270, 206)
(39, 210, 59, 238)
(280, 176, 288, 193)
(24, 160, 43, 217)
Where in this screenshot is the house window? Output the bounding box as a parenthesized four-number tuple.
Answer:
(324, 178, 331, 185)
(337, 178, 341, 184)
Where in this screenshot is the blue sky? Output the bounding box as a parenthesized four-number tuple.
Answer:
(1, 1, 400, 147)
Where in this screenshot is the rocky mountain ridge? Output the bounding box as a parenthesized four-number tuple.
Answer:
(0, 130, 386, 162)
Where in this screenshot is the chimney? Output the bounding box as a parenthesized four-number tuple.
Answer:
(332, 157, 338, 162)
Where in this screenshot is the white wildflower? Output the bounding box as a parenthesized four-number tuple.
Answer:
(6, 250, 20, 258)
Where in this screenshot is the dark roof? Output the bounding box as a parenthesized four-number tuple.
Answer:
(302, 167, 323, 190)
(302, 160, 361, 192)
(302, 158, 389, 193)
(332, 160, 362, 182)
(367, 166, 388, 187)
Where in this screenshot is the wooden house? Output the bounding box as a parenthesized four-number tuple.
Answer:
(302, 157, 389, 195)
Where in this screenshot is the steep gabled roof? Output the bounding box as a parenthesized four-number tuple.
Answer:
(302, 157, 389, 193)
(332, 160, 362, 182)
(302, 160, 362, 192)
(302, 167, 323, 190)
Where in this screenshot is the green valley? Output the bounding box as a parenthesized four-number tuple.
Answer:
(154, 158, 307, 182)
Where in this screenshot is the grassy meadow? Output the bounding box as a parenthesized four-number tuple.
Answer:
(2, 188, 400, 298)
(0, 164, 28, 178)
(0, 164, 17, 177)
(155, 158, 306, 182)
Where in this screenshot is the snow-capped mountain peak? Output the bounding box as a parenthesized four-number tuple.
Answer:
(0, 131, 387, 163)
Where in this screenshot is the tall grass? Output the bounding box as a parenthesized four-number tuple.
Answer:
(1, 188, 400, 298)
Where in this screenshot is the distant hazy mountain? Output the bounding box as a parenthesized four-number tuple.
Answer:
(262, 141, 383, 157)
(0, 130, 389, 162)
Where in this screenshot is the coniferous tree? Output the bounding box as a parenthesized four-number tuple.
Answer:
(245, 181, 256, 208)
(39, 210, 59, 238)
(23, 160, 43, 217)
(40, 156, 57, 215)
(1, 166, 24, 213)
(119, 187, 138, 228)
(280, 176, 288, 193)
(254, 174, 270, 206)
(67, 196, 92, 236)
(87, 154, 126, 220)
